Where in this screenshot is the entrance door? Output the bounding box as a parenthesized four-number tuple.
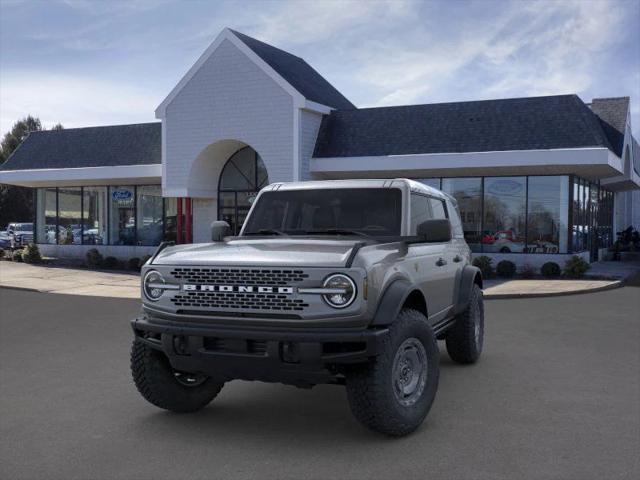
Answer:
(218, 147, 269, 235)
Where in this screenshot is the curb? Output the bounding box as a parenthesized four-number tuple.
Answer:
(0, 285, 41, 294)
(484, 280, 623, 300)
(2, 279, 626, 300)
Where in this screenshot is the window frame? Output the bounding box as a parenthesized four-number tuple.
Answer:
(408, 192, 449, 240)
(217, 146, 269, 235)
(35, 184, 173, 247)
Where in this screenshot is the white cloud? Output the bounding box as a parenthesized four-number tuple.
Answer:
(0, 0, 636, 137)
(0, 72, 158, 133)
(249, 0, 412, 46)
(345, 0, 627, 106)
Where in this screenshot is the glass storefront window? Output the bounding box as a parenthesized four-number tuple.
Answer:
(570, 176, 613, 257)
(482, 177, 526, 254)
(163, 197, 177, 242)
(577, 179, 587, 251)
(589, 183, 599, 256)
(441, 178, 482, 252)
(218, 147, 269, 234)
(527, 176, 569, 254)
(36, 188, 57, 244)
(57, 188, 82, 245)
(34, 185, 178, 247)
(600, 190, 614, 248)
(109, 186, 136, 245)
(83, 187, 107, 245)
(136, 186, 163, 246)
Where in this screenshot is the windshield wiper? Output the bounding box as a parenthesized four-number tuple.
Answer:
(306, 228, 372, 238)
(244, 229, 288, 236)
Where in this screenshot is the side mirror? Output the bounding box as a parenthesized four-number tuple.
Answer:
(211, 221, 231, 242)
(416, 219, 452, 243)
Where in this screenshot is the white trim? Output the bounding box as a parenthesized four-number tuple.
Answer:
(311, 147, 623, 177)
(303, 100, 333, 114)
(0, 164, 161, 187)
(162, 187, 216, 198)
(155, 28, 305, 118)
(161, 120, 167, 191)
(293, 108, 300, 181)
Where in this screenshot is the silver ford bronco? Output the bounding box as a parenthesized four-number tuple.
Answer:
(131, 179, 484, 436)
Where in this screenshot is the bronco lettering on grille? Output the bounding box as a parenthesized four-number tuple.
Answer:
(182, 285, 294, 294)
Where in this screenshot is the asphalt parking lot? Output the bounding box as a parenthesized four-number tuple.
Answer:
(1, 287, 638, 480)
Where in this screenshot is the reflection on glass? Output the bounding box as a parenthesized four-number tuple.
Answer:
(410, 194, 433, 234)
(36, 188, 57, 244)
(109, 186, 136, 245)
(219, 148, 257, 190)
(596, 189, 614, 249)
(441, 178, 482, 252)
(136, 186, 163, 246)
(218, 147, 269, 234)
(82, 187, 107, 245)
(573, 178, 589, 252)
(482, 177, 526, 254)
(58, 188, 82, 245)
(163, 198, 177, 242)
(527, 176, 569, 253)
(589, 183, 599, 255)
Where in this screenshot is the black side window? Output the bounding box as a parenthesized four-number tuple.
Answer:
(429, 198, 447, 220)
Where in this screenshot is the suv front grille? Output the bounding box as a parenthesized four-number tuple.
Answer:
(170, 268, 308, 285)
(171, 291, 309, 311)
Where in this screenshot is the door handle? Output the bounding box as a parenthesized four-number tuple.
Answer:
(453, 255, 462, 263)
(436, 257, 447, 267)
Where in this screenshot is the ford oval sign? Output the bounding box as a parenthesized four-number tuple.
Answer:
(488, 180, 523, 196)
(112, 189, 133, 200)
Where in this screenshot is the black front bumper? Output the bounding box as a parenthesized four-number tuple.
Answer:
(131, 315, 388, 386)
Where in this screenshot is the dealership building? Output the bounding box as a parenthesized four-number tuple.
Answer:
(1, 28, 638, 266)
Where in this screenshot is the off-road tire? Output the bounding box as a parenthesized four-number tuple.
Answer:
(445, 283, 484, 364)
(131, 339, 224, 413)
(345, 309, 439, 436)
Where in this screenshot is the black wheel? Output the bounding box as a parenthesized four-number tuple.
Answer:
(499, 247, 511, 253)
(345, 309, 439, 436)
(445, 283, 484, 364)
(131, 339, 224, 413)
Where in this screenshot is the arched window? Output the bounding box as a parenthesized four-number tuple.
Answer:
(218, 146, 269, 234)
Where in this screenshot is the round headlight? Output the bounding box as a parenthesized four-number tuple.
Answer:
(322, 274, 356, 308)
(143, 270, 165, 301)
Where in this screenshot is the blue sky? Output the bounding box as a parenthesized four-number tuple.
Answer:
(1, 0, 639, 137)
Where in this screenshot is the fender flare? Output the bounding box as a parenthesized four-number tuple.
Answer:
(454, 265, 483, 315)
(371, 278, 416, 326)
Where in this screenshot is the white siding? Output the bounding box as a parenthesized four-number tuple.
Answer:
(192, 198, 217, 243)
(163, 39, 294, 196)
(299, 110, 323, 180)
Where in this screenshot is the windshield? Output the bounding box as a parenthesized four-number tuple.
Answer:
(12, 223, 33, 231)
(242, 188, 402, 237)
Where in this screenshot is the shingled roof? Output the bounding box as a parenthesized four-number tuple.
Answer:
(1, 122, 161, 171)
(230, 29, 355, 110)
(313, 94, 616, 158)
(589, 97, 629, 157)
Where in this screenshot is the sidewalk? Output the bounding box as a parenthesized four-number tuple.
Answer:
(0, 262, 140, 299)
(1, 261, 633, 300)
(483, 278, 622, 299)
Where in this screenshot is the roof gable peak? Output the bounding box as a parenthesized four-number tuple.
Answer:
(155, 28, 304, 117)
(156, 28, 353, 117)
